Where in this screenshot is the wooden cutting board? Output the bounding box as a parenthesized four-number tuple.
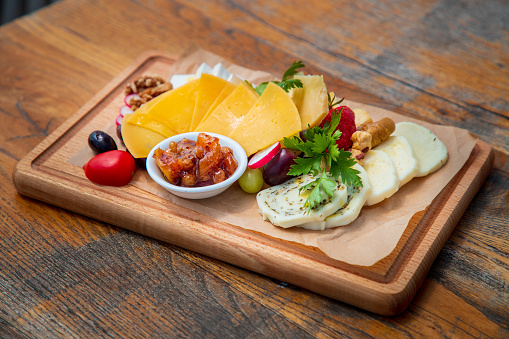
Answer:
(12, 51, 494, 316)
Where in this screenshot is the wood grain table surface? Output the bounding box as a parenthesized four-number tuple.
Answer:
(1, 0, 508, 337)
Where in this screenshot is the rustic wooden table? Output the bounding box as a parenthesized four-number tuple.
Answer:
(1, 0, 507, 337)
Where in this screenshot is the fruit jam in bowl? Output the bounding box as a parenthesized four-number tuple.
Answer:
(146, 132, 247, 199)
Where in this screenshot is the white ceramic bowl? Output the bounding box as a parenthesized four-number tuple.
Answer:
(146, 132, 247, 199)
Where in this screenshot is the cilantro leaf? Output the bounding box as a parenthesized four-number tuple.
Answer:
(255, 61, 305, 95)
(288, 157, 318, 176)
(282, 60, 305, 81)
(282, 99, 363, 211)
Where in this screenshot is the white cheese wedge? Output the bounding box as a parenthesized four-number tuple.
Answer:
(299, 164, 372, 230)
(257, 173, 348, 228)
(353, 108, 373, 126)
(374, 135, 418, 187)
(363, 150, 400, 206)
(290, 75, 328, 130)
(392, 122, 448, 177)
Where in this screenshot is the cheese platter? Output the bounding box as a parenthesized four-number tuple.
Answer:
(13, 51, 493, 315)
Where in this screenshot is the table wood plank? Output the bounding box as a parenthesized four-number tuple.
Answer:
(1, 0, 507, 337)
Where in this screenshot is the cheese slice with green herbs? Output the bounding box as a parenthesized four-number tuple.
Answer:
(257, 173, 348, 228)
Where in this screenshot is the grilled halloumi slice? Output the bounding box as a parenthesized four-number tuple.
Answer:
(392, 122, 448, 177)
(299, 164, 372, 230)
(374, 135, 418, 187)
(363, 150, 400, 206)
(257, 173, 348, 228)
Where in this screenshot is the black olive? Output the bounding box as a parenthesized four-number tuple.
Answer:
(116, 125, 123, 143)
(88, 130, 117, 154)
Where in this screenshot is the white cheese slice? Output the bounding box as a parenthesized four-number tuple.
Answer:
(374, 135, 418, 187)
(256, 173, 348, 228)
(363, 150, 400, 206)
(392, 122, 448, 177)
(300, 164, 372, 230)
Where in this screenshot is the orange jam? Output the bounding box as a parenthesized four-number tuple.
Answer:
(153, 133, 238, 187)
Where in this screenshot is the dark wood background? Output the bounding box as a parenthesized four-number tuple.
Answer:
(1, 0, 508, 337)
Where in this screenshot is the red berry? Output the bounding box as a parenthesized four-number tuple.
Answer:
(83, 150, 136, 186)
(319, 106, 356, 150)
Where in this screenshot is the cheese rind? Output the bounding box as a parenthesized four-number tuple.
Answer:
(257, 173, 348, 228)
(290, 75, 328, 129)
(230, 82, 302, 156)
(392, 122, 448, 177)
(374, 135, 418, 187)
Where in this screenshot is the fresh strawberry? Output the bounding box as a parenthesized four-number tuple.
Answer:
(319, 106, 356, 150)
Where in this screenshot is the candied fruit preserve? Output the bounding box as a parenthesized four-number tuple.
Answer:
(153, 133, 238, 187)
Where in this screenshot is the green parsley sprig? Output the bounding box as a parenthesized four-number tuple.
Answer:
(255, 61, 305, 95)
(283, 108, 363, 212)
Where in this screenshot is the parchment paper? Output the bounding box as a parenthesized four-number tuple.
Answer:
(70, 47, 478, 266)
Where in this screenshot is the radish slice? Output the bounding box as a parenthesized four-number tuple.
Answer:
(248, 142, 281, 169)
(124, 94, 140, 107)
(119, 105, 133, 117)
(115, 114, 123, 126)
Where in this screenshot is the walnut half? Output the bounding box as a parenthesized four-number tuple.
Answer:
(124, 75, 173, 111)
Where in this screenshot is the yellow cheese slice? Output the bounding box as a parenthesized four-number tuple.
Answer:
(230, 82, 302, 156)
(120, 119, 167, 159)
(143, 78, 200, 134)
(190, 74, 229, 131)
(130, 88, 173, 114)
(193, 81, 237, 130)
(290, 75, 328, 129)
(194, 81, 259, 134)
(124, 113, 178, 138)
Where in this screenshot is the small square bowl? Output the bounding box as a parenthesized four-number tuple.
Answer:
(146, 132, 247, 199)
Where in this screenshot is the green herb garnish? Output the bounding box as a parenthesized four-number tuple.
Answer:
(283, 108, 363, 212)
(255, 61, 305, 95)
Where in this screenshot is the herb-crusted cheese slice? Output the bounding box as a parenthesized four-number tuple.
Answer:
(230, 82, 302, 156)
(257, 173, 348, 228)
(297, 164, 371, 230)
(323, 164, 371, 228)
(290, 75, 328, 130)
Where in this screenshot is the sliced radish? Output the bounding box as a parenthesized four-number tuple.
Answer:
(115, 114, 123, 126)
(124, 93, 140, 107)
(119, 105, 133, 117)
(248, 142, 281, 169)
